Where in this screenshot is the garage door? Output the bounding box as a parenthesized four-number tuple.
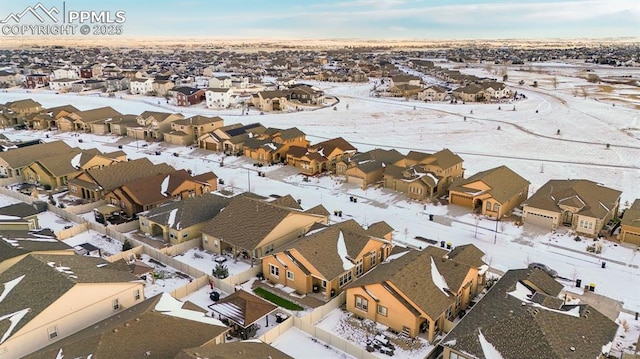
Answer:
(347, 175, 364, 187)
(622, 230, 640, 246)
(205, 142, 218, 151)
(450, 193, 473, 207)
(523, 210, 555, 229)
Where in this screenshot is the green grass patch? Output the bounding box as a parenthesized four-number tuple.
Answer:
(253, 287, 304, 311)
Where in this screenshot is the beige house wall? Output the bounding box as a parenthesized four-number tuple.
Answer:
(3, 282, 143, 358)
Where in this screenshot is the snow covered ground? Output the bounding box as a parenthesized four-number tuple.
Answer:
(271, 327, 356, 359)
(61, 229, 124, 257)
(138, 253, 193, 298)
(1, 62, 638, 319)
(173, 247, 252, 278)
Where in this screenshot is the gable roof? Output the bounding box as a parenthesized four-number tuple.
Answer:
(0, 253, 140, 345)
(310, 137, 357, 156)
(139, 111, 177, 122)
(0, 141, 72, 169)
(0, 229, 71, 264)
(347, 247, 474, 319)
(277, 225, 382, 280)
(421, 148, 463, 169)
(117, 169, 211, 206)
(523, 179, 621, 219)
(143, 192, 233, 230)
(173, 115, 223, 126)
(69, 158, 175, 192)
(25, 293, 228, 359)
(200, 195, 321, 251)
(208, 290, 277, 327)
(74, 106, 122, 123)
(450, 165, 529, 203)
(621, 199, 640, 228)
(176, 340, 293, 359)
(446, 244, 486, 268)
(441, 269, 618, 359)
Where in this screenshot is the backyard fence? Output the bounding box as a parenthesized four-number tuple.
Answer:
(0, 186, 35, 203)
(170, 274, 210, 299)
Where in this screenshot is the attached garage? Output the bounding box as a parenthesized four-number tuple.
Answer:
(449, 192, 473, 208)
(621, 229, 640, 246)
(522, 209, 557, 229)
(346, 175, 364, 187)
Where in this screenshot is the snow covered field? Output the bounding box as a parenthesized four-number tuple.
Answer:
(1, 61, 638, 316)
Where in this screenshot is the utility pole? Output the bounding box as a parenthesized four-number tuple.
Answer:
(494, 216, 499, 244)
(247, 168, 251, 192)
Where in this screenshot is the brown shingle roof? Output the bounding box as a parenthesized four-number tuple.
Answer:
(177, 341, 293, 359)
(208, 290, 277, 327)
(70, 158, 175, 192)
(523, 179, 621, 219)
(0, 141, 71, 169)
(25, 294, 228, 359)
(450, 165, 529, 203)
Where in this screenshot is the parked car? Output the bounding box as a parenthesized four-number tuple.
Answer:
(528, 262, 558, 278)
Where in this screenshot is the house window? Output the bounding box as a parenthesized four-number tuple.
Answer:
(355, 296, 368, 312)
(356, 259, 363, 276)
(485, 202, 491, 211)
(113, 298, 120, 311)
(377, 305, 388, 316)
(493, 203, 500, 212)
(370, 252, 377, 266)
(47, 325, 58, 340)
(213, 239, 218, 248)
(339, 271, 352, 287)
(182, 231, 188, 238)
(70, 185, 77, 193)
(269, 264, 279, 278)
(287, 271, 294, 280)
(588, 222, 593, 229)
(134, 289, 141, 301)
(321, 280, 327, 288)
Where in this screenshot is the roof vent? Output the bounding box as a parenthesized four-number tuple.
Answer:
(113, 328, 118, 333)
(125, 323, 130, 327)
(570, 347, 575, 352)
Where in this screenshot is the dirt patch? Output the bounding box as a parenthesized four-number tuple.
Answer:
(598, 85, 615, 93)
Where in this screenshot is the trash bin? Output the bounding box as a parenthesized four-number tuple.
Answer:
(429, 214, 434, 221)
(440, 241, 445, 248)
(446, 242, 452, 250)
(601, 262, 606, 269)
(575, 279, 582, 288)
(588, 283, 596, 292)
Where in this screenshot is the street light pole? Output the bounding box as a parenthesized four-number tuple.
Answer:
(494, 216, 499, 244)
(247, 168, 251, 192)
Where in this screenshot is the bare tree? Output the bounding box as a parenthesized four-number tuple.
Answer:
(551, 76, 558, 90)
(579, 87, 588, 99)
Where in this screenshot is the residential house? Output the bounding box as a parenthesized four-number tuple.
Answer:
(481, 81, 512, 99)
(262, 220, 393, 300)
(418, 85, 449, 101)
(23, 148, 123, 190)
(198, 122, 266, 154)
(340, 148, 404, 187)
(620, 199, 640, 246)
(23, 112, 55, 130)
(51, 67, 79, 80)
(39, 104, 79, 130)
(108, 114, 139, 136)
(289, 84, 324, 106)
(385, 149, 464, 199)
(285, 146, 327, 176)
(25, 74, 50, 89)
(177, 340, 292, 359)
(152, 79, 175, 97)
(243, 127, 308, 164)
(67, 157, 174, 201)
(390, 75, 422, 87)
(449, 165, 530, 218)
(209, 75, 233, 88)
(139, 192, 233, 244)
(169, 86, 205, 107)
(345, 245, 484, 342)
(0, 99, 43, 128)
(292, 137, 358, 174)
(105, 77, 130, 92)
(201, 195, 328, 262)
(0, 140, 72, 178)
(452, 84, 486, 102)
(60, 106, 122, 133)
(390, 84, 424, 98)
(0, 253, 144, 358)
(49, 78, 80, 92)
(129, 78, 154, 95)
(25, 293, 228, 359)
(104, 169, 218, 218)
(522, 179, 621, 236)
(440, 268, 618, 359)
(252, 90, 289, 112)
(0, 202, 41, 231)
(0, 229, 73, 274)
(0, 71, 20, 87)
(205, 88, 237, 109)
(127, 111, 184, 141)
(79, 64, 102, 79)
(70, 79, 105, 93)
(164, 115, 224, 146)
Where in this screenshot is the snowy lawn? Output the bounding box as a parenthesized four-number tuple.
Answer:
(139, 253, 193, 298)
(0, 193, 20, 207)
(38, 211, 76, 233)
(173, 247, 252, 278)
(61, 230, 124, 257)
(271, 327, 356, 359)
(611, 311, 640, 357)
(316, 309, 434, 359)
